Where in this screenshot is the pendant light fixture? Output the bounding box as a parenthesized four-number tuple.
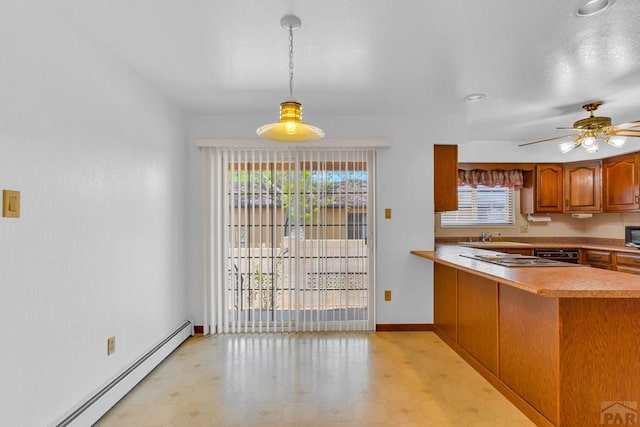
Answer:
(257, 15, 324, 143)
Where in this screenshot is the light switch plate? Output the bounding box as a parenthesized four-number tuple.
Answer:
(107, 336, 116, 355)
(2, 190, 20, 218)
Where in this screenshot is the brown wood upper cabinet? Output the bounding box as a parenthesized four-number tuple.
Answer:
(535, 164, 563, 212)
(602, 152, 640, 212)
(563, 160, 601, 212)
(434, 145, 458, 212)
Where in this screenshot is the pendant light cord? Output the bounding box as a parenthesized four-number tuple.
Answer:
(288, 26, 294, 98)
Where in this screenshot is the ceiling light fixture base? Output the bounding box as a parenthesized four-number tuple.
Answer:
(576, 0, 615, 17)
(464, 93, 487, 103)
(281, 15, 301, 31)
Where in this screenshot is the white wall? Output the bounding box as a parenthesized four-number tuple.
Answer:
(0, 2, 188, 425)
(187, 114, 466, 327)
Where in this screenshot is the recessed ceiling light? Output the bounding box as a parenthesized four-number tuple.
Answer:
(464, 93, 487, 103)
(576, 0, 614, 17)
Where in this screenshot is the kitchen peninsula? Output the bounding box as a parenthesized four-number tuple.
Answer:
(412, 245, 640, 427)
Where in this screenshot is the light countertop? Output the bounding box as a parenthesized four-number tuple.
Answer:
(411, 245, 640, 298)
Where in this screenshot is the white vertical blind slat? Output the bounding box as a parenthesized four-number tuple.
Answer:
(218, 149, 228, 334)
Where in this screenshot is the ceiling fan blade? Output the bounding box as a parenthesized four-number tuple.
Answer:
(556, 127, 581, 130)
(613, 129, 640, 137)
(613, 120, 640, 130)
(519, 134, 577, 147)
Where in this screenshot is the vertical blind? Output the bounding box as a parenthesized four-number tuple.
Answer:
(204, 147, 376, 333)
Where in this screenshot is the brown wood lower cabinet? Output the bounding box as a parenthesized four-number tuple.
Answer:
(433, 263, 640, 427)
(616, 252, 640, 274)
(558, 298, 640, 426)
(433, 263, 457, 340)
(584, 249, 612, 269)
(500, 285, 558, 425)
(457, 271, 498, 375)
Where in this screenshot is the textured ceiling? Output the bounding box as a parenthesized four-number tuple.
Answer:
(55, 0, 640, 148)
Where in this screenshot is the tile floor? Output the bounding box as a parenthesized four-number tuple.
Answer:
(95, 332, 535, 426)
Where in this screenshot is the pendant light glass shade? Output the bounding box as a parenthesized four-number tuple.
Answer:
(257, 101, 324, 142)
(257, 15, 324, 143)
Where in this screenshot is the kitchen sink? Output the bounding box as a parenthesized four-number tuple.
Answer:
(458, 241, 532, 248)
(459, 253, 579, 267)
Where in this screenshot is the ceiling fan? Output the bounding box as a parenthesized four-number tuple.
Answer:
(519, 102, 640, 154)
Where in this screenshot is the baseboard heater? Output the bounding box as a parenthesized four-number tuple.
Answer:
(52, 320, 193, 427)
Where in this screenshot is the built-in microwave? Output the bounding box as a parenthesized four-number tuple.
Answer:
(625, 226, 640, 248)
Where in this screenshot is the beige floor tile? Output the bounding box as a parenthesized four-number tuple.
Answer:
(281, 401, 319, 424)
(316, 400, 355, 423)
(94, 332, 535, 427)
(350, 400, 389, 423)
(245, 401, 284, 424)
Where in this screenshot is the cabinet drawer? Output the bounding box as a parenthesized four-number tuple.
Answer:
(616, 265, 640, 275)
(589, 262, 613, 270)
(616, 252, 640, 267)
(585, 250, 612, 263)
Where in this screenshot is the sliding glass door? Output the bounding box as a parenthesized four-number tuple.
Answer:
(206, 148, 375, 333)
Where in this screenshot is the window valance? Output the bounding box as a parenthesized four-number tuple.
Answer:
(458, 169, 524, 190)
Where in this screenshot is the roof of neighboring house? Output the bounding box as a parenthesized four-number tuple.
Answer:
(231, 180, 368, 208)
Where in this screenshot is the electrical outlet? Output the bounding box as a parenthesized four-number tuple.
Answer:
(107, 336, 116, 355)
(520, 224, 529, 233)
(384, 290, 392, 301)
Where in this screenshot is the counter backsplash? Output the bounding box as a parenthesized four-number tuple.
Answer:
(435, 236, 626, 247)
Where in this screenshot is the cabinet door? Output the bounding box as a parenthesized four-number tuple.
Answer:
(499, 284, 559, 425)
(434, 145, 458, 212)
(457, 270, 498, 374)
(602, 152, 640, 212)
(434, 263, 457, 341)
(536, 164, 563, 212)
(563, 160, 601, 212)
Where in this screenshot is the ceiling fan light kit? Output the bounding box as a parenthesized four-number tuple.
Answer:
(256, 15, 324, 143)
(559, 140, 578, 154)
(583, 140, 599, 153)
(608, 135, 626, 147)
(521, 101, 640, 154)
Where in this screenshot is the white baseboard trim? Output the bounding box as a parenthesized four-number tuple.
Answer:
(52, 320, 193, 427)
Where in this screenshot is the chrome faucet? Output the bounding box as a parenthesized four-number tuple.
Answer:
(481, 232, 501, 242)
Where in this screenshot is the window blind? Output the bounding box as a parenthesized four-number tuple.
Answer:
(441, 185, 515, 226)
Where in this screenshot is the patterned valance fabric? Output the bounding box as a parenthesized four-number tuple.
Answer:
(458, 169, 524, 190)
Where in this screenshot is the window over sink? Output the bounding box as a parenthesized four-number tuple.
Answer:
(440, 185, 515, 227)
